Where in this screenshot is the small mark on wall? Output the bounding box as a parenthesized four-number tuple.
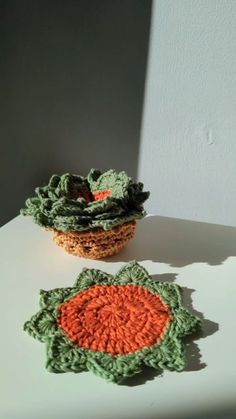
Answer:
(196, 125, 215, 146)
(205, 127, 214, 145)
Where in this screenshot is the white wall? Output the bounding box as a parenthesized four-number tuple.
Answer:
(139, 0, 236, 226)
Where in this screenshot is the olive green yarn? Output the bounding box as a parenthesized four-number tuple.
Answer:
(24, 262, 201, 384)
(21, 169, 150, 232)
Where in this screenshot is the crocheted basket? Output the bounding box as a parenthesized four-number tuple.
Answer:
(53, 220, 136, 259)
(21, 169, 149, 259)
(24, 262, 201, 383)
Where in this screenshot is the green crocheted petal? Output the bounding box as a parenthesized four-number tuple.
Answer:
(140, 282, 182, 310)
(74, 268, 114, 289)
(51, 197, 87, 217)
(21, 195, 54, 227)
(20, 197, 41, 215)
(53, 215, 90, 232)
(171, 308, 201, 337)
(24, 309, 57, 343)
(46, 333, 88, 373)
(85, 351, 143, 383)
(85, 197, 122, 215)
(127, 182, 149, 206)
(86, 168, 101, 183)
(54, 173, 88, 198)
(142, 311, 200, 372)
(39, 288, 75, 311)
(116, 261, 150, 284)
(48, 174, 61, 189)
(90, 210, 144, 231)
(45, 333, 142, 382)
(143, 337, 186, 372)
(39, 198, 53, 215)
(87, 169, 131, 199)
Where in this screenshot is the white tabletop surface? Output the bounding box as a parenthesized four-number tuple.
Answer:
(0, 215, 236, 419)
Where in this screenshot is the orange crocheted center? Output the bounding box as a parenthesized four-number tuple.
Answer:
(57, 284, 172, 355)
(92, 189, 111, 201)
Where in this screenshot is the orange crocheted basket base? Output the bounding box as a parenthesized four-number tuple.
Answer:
(52, 221, 136, 259)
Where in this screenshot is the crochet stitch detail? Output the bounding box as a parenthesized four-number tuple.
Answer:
(93, 189, 111, 201)
(20, 169, 150, 233)
(53, 220, 136, 258)
(57, 284, 172, 355)
(24, 262, 201, 383)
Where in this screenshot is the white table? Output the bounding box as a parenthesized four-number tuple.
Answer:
(0, 215, 236, 419)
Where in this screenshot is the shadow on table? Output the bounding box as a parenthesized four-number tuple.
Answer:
(181, 286, 218, 372)
(108, 215, 236, 267)
(120, 273, 218, 387)
(147, 405, 236, 419)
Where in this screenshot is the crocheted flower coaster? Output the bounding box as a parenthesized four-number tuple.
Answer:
(24, 262, 201, 383)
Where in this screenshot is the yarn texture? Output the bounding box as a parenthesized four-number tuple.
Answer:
(53, 220, 136, 259)
(24, 262, 201, 383)
(21, 169, 149, 233)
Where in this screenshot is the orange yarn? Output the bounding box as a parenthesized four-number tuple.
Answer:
(53, 220, 136, 259)
(57, 284, 172, 355)
(93, 189, 111, 201)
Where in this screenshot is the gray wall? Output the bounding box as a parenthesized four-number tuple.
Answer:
(0, 0, 151, 225)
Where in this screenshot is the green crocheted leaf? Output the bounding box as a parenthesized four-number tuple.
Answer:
(48, 174, 61, 189)
(55, 173, 90, 199)
(74, 268, 114, 289)
(171, 308, 201, 337)
(144, 282, 182, 309)
(116, 261, 150, 284)
(46, 334, 88, 373)
(87, 169, 131, 199)
(90, 211, 144, 231)
(46, 334, 142, 382)
(24, 309, 57, 342)
(144, 337, 185, 372)
(85, 352, 142, 383)
(51, 197, 87, 217)
(39, 288, 75, 310)
(84, 197, 121, 215)
(128, 182, 150, 205)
